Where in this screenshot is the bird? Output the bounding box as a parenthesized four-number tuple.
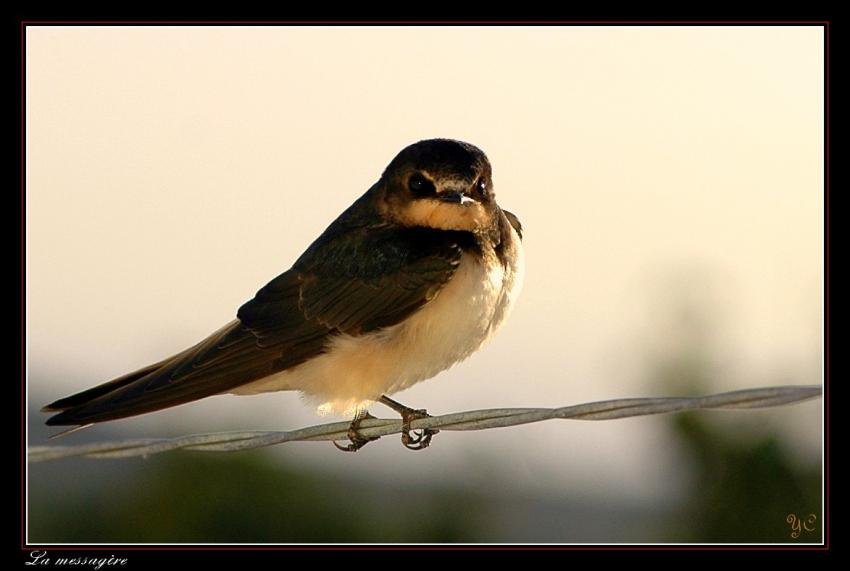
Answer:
(42, 138, 525, 451)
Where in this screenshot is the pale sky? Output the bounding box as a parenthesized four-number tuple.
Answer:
(26, 26, 823, 501)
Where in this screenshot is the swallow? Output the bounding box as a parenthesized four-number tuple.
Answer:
(43, 138, 524, 451)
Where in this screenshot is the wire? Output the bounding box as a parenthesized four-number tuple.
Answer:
(28, 385, 822, 463)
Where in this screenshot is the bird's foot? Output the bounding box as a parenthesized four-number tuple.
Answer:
(379, 395, 439, 451)
(401, 408, 437, 450)
(333, 410, 380, 453)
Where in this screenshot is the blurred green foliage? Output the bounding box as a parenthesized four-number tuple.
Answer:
(667, 412, 821, 543)
(28, 452, 483, 543)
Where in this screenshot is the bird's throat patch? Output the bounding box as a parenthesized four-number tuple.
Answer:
(390, 199, 490, 232)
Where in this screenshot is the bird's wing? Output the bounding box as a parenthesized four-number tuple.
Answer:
(502, 209, 523, 239)
(240, 224, 465, 339)
(45, 224, 465, 426)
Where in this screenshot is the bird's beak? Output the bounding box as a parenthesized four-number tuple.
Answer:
(440, 191, 475, 205)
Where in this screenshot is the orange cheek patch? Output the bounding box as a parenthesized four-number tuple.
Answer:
(395, 200, 489, 232)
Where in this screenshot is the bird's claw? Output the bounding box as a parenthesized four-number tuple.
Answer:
(400, 408, 439, 451)
(332, 411, 380, 453)
(401, 429, 435, 450)
(332, 434, 377, 453)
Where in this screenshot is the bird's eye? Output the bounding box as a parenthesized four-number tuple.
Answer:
(477, 178, 488, 196)
(408, 174, 435, 196)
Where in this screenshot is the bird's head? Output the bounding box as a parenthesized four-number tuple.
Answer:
(377, 139, 498, 233)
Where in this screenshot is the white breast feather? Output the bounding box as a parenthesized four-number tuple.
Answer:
(231, 226, 524, 415)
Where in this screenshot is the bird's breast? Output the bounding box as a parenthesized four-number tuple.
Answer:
(379, 247, 519, 391)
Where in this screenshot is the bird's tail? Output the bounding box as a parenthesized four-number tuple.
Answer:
(42, 359, 173, 414)
(41, 351, 190, 434)
(41, 320, 254, 432)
